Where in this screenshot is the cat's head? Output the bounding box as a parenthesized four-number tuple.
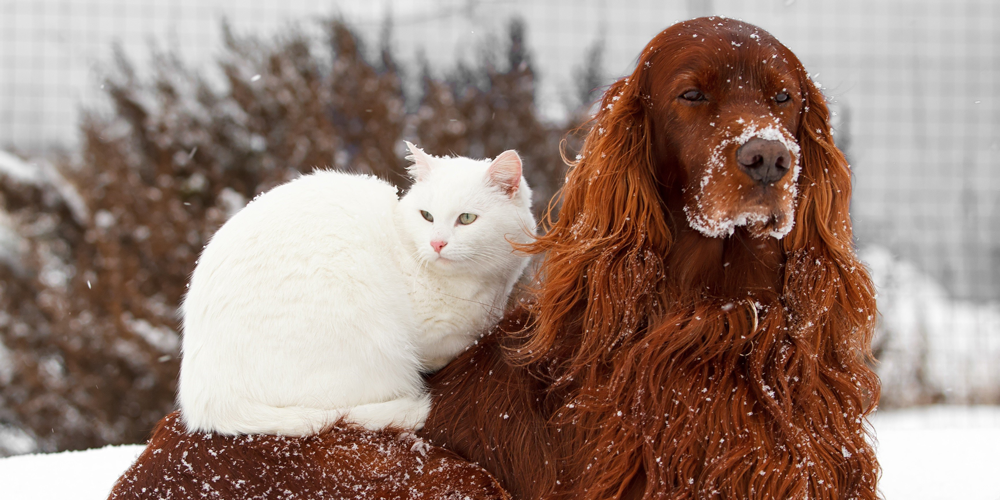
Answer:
(397, 142, 535, 274)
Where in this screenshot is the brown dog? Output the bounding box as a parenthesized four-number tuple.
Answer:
(422, 17, 881, 499)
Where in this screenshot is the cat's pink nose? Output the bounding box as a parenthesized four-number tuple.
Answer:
(431, 240, 448, 253)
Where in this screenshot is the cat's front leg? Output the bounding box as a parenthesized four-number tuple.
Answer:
(344, 394, 432, 431)
(419, 332, 482, 373)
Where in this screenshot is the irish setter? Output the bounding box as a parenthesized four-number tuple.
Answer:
(110, 17, 879, 500)
(422, 16, 881, 499)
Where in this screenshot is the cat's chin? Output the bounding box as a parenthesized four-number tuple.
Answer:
(429, 256, 455, 266)
(425, 255, 466, 270)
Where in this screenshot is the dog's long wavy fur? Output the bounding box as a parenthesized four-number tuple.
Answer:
(423, 17, 881, 499)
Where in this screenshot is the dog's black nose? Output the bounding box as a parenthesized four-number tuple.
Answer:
(736, 138, 791, 185)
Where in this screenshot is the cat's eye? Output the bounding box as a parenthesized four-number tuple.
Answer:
(457, 213, 478, 225)
(420, 210, 434, 222)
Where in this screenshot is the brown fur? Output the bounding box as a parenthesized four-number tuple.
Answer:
(109, 411, 509, 499)
(422, 17, 881, 499)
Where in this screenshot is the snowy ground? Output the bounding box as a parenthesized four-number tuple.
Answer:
(0, 406, 997, 500)
(0, 444, 144, 499)
(872, 406, 1000, 500)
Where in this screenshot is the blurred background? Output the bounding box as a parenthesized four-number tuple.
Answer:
(0, 0, 998, 462)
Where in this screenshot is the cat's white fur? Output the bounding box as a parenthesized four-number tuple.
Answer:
(178, 142, 535, 436)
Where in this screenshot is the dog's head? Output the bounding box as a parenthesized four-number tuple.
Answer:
(548, 18, 852, 253)
(641, 18, 806, 239)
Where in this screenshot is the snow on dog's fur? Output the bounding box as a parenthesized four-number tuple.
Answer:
(423, 17, 881, 499)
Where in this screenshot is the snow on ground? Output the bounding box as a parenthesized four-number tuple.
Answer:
(871, 406, 1000, 500)
(0, 406, 997, 499)
(0, 443, 143, 499)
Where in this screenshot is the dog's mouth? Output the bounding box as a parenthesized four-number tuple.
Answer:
(684, 202, 794, 239)
(743, 207, 793, 239)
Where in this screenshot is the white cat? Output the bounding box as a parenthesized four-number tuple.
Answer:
(177, 142, 535, 436)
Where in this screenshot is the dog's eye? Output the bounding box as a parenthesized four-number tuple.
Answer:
(774, 92, 791, 103)
(680, 89, 707, 102)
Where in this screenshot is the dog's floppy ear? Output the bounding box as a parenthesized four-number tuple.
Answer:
(781, 66, 855, 259)
(540, 75, 671, 252)
(519, 72, 671, 366)
(777, 62, 882, 481)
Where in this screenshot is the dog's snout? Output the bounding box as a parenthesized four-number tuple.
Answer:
(736, 138, 791, 185)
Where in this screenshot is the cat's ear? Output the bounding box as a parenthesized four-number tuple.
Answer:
(487, 150, 522, 198)
(404, 141, 434, 182)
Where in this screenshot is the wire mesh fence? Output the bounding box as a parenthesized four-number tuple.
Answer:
(0, 0, 998, 452)
(4, 0, 998, 294)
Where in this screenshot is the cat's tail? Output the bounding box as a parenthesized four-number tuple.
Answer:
(181, 395, 431, 436)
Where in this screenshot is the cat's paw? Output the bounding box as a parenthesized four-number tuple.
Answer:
(344, 395, 431, 431)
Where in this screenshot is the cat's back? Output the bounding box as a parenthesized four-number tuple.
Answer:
(206, 170, 398, 258)
(192, 171, 398, 286)
(180, 170, 420, 435)
(186, 169, 403, 325)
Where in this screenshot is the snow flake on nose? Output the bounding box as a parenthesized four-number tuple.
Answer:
(734, 122, 801, 160)
(702, 120, 799, 192)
